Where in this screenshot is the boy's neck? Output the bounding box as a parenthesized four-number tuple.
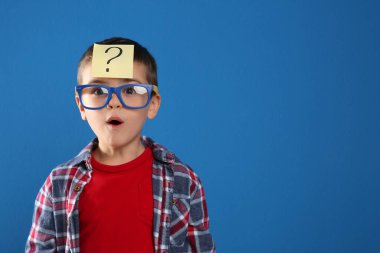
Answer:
(92, 138, 146, 166)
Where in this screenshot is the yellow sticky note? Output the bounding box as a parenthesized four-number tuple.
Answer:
(92, 44, 134, 78)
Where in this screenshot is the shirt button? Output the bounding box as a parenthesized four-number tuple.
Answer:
(74, 185, 81, 192)
(172, 199, 177, 205)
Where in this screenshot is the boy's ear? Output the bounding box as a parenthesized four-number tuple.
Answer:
(75, 95, 87, 121)
(147, 94, 161, 119)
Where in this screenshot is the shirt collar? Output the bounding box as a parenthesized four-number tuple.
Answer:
(68, 136, 177, 168)
(141, 136, 176, 164)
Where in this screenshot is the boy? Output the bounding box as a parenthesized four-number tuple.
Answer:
(26, 37, 215, 253)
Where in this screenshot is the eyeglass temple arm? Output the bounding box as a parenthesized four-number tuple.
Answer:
(153, 85, 159, 95)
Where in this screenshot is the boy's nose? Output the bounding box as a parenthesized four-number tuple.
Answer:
(107, 93, 122, 109)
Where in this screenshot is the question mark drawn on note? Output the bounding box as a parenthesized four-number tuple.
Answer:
(105, 47, 123, 72)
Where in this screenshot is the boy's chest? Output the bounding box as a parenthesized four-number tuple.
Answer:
(79, 164, 153, 223)
(78, 163, 154, 252)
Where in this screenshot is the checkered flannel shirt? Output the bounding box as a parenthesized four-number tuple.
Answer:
(26, 136, 215, 253)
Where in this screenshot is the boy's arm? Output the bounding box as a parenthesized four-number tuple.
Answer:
(25, 175, 57, 252)
(187, 178, 216, 252)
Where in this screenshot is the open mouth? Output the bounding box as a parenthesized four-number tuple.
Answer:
(108, 120, 122, 125)
(106, 117, 124, 126)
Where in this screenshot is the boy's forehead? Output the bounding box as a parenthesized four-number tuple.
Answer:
(86, 77, 141, 84)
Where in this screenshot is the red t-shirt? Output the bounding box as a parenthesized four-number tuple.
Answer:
(79, 147, 154, 253)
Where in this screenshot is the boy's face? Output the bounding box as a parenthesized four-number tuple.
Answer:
(76, 61, 161, 151)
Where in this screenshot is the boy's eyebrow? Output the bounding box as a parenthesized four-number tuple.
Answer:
(87, 79, 105, 84)
(87, 78, 143, 84)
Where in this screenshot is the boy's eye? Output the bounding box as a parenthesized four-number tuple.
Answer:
(92, 87, 108, 95)
(122, 86, 148, 95)
(123, 87, 136, 95)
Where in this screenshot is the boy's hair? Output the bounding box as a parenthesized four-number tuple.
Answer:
(77, 37, 158, 86)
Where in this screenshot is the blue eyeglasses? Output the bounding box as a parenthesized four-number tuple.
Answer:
(75, 84, 159, 110)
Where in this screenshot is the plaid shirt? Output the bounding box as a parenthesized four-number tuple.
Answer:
(26, 136, 215, 253)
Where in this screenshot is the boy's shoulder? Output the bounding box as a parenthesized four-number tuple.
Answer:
(142, 136, 203, 189)
(48, 141, 93, 180)
(142, 136, 196, 173)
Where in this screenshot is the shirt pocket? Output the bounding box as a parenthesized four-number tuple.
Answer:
(169, 194, 191, 247)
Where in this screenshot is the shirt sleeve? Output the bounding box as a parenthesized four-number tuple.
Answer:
(187, 177, 216, 253)
(25, 175, 57, 253)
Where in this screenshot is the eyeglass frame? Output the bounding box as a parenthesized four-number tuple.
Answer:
(75, 83, 159, 110)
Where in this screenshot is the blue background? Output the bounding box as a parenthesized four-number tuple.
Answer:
(1, 0, 379, 252)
